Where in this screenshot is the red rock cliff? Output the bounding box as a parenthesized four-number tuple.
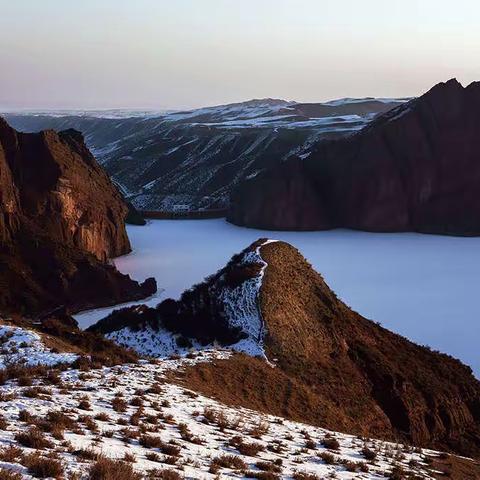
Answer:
(0, 117, 156, 315)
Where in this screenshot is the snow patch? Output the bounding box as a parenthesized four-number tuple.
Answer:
(216, 239, 277, 357)
(0, 357, 441, 479)
(0, 325, 78, 368)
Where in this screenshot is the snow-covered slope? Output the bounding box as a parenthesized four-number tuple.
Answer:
(0, 331, 452, 479)
(93, 240, 276, 358)
(3, 97, 406, 213)
(89, 238, 480, 461)
(0, 325, 78, 369)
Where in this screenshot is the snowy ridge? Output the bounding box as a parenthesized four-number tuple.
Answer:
(105, 240, 277, 359)
(217, 239, 277, 357)
(0, 324, 78, 369)
(323, 97, 411, 106)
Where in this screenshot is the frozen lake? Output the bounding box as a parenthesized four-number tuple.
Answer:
(76, 219, 480, 376)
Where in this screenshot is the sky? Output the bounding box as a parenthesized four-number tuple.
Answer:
(0, 0, 479, 110)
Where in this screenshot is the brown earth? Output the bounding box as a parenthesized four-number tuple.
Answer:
(171, 240, 480, 458)
(173, 353, 388, 437)
(229, 79, 480, 235)
(429, 454, 480, 479)
(0, 117, 156, 316)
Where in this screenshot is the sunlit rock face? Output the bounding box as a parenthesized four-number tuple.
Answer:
(0, 117, 156, 315)
(0, 120, 131, 260)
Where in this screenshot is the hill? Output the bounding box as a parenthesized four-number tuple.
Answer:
(90, 239, 480, 458)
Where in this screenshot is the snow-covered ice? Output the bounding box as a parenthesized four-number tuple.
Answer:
(75, 219, 480, 376)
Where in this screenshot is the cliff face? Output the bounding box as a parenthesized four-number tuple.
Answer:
(90, 238, 480, 458)
(0, 117, 156, 315)
(228, 79, 480, 235)
(0, 118, 130, 260)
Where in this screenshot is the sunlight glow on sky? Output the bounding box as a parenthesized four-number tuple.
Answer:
(1, 0, 479, 109)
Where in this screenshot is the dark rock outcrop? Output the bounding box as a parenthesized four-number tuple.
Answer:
(125, 201, 146, 226)
(228, 79, 480, 235)
(0, 117, 156, 315)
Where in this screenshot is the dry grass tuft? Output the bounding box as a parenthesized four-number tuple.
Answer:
(0, 445, 23, 462)
(112, 396, 128, 413)
(146, 469, 183, 480)
(88, 456, 142, 480)
(321, 436, 340, 450)
(23, 452, 64, 478)
(14, 427, 53, 449)
(292, 472, 322, 480)
(0, 469, 23, 480)
(210, 454, 247, 473)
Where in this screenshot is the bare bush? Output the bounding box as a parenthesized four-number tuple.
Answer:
(88, 456, 142, 480)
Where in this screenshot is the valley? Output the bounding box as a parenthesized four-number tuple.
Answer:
(3, 3, 480, 478)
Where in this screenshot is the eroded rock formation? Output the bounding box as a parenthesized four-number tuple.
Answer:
(0, 117, 156, 315)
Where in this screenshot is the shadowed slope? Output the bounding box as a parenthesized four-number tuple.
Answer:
(229, 79, 480, 235)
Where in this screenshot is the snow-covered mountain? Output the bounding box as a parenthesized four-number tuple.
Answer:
(3, 97, 407, 213)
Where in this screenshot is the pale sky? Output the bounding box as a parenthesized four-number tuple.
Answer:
(0, 0, 479, 110)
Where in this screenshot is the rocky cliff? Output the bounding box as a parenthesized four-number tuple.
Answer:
(228, 79, 480, 235)
(90, 239, 480, 458)
(0, 117, 156, 315)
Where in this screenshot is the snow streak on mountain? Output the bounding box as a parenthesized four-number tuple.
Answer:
(4, 97, 406, 213)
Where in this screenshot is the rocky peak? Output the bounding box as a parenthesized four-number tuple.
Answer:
(0, 118, 131, 261)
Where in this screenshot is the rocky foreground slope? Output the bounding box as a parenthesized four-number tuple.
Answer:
(4, 97, 404, 213)
(90, 240, 480, 459)
(229, 79, 480, 235)
(0, 117, 155, 315)
(0, 319, 479, 479)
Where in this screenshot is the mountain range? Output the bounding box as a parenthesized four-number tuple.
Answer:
(3, 97, 406, 214)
